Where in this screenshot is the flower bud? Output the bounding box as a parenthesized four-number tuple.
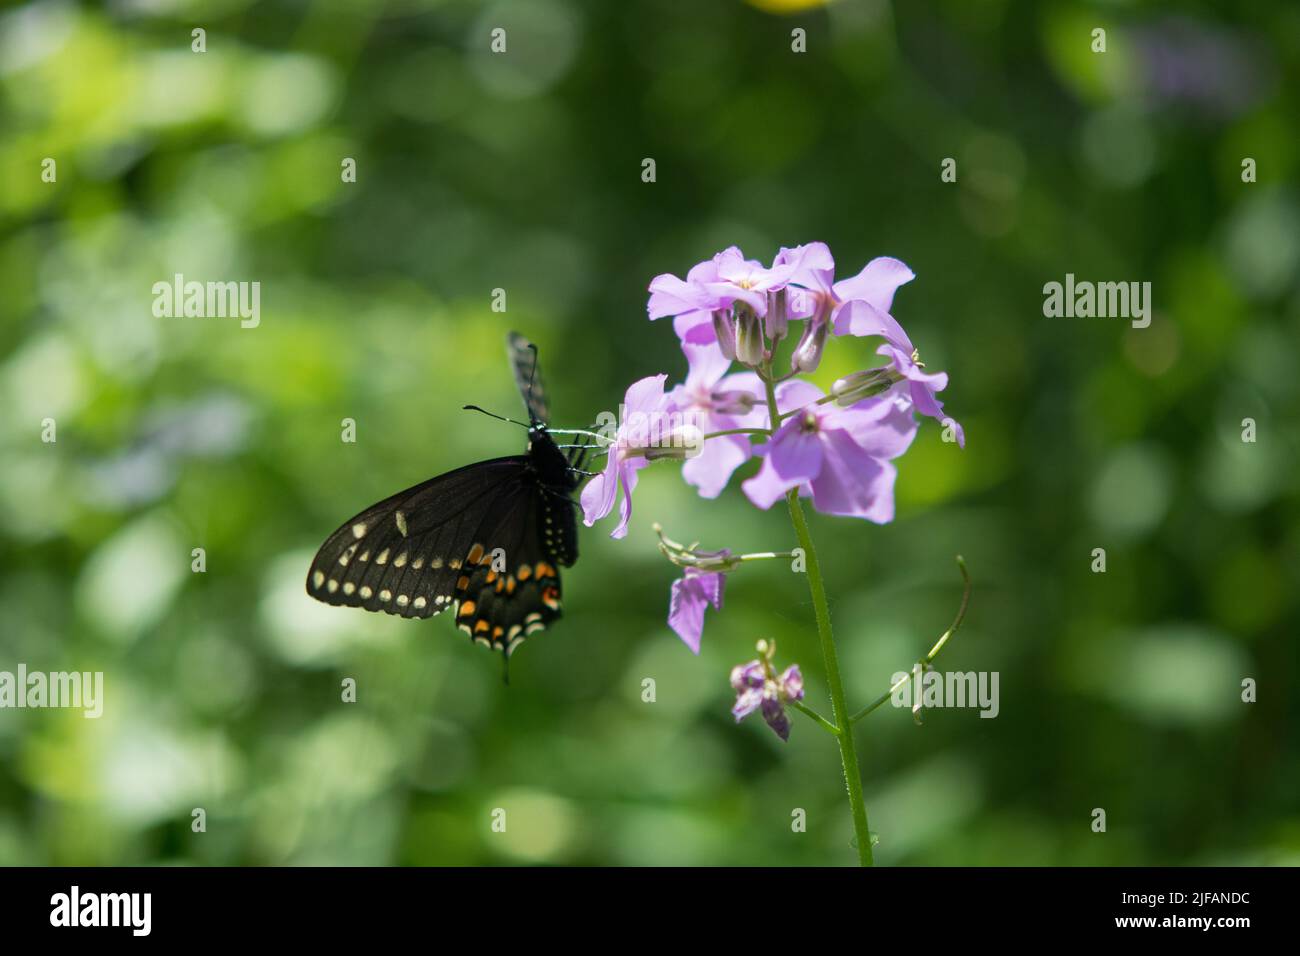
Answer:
(790, 315, 828, 373)
(711, 309, 737, 361)
(709, 389, 757, 416)
(831, 366, 902, 406)
(734, 306, 765, 367)
(765, 289, 788, 340)
(631, 423, 703, 461)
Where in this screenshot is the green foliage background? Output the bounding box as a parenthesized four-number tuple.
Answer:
(1, 0, 1297, 866)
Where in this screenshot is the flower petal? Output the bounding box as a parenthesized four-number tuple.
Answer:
(682, 432, 752, 498)
(761, 696, 792, 741)
(832, 299, 913, 348)
(579, 454, 619, 526)
(648, 274, 706, 320)
(730, 660, 765, 691)
(742, 456, 799, 511)
(623, 373, 669, 416)
(669, 575, 708, 653)
(767, 418, 824, 486)
(742, 417, 822, 510)
(779, 665, 804, 701)
(775, 379, 825, 415)
(682, 340, 732, 390)
(826, 393, 918, 461)
(671, 311, 715, 346)
(810, 427, 897, 522)
(832, 256, 915, 314)
(609, 459, 643, 539)
(732, 688, 764, 721)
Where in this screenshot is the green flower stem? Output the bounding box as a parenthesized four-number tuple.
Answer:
(702, 427, 770, 440)
(786, 488, 874, 867)
(849, 556, 971, 724)
(789, 699, 839, 736)
(758, 363, 872, 865)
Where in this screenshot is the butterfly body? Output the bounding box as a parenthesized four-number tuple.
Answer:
(306, 334, 586, 657)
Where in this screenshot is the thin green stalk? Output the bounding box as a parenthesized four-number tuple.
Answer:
(849, 556, 971, 724)
(787, 489, 873, 866)
(702, 427, 770, 440)
(789, 699, 839, 736)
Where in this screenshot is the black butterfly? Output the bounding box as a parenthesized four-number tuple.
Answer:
(305, 332, 591, 658)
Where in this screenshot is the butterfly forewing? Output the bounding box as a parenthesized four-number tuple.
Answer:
(306, 457, 528, 620)
(507, 331, 550, 425)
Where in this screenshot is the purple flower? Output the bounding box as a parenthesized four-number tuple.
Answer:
(730, 659, 805, 742)
(781, 245, 962, 447)
(667, 342, 767, 498)
(580, 373, 670, 539)
(647, 246, 800, 347)
(875, 341, 965, 448)
(669, 564, 726, 653)
(832, 292, 964, 447)
(742, 381, 917, 522)
(775, 242, 915, 335)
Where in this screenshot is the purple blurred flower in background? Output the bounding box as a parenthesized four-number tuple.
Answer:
(581, 373, 669, 539)
(1133, 16, 1271, 122)
(742, 380, 918, 521)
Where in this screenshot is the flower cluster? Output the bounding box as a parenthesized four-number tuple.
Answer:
(730, 641, 805, 742)
(582, 243, 963, 726)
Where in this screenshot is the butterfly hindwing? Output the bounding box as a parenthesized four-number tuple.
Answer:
(444, 476, 566, 654)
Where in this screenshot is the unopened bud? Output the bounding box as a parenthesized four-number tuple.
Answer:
(735, 306, 765, 367)
(710, 389, 758, 416)
(790, 315, 828, 373)
(712, 309, 737, 361)
(831, 367, 901, 406)
(765, 289, 789, 340)
(633, 424, 703, 461)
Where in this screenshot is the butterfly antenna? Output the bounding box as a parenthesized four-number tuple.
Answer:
(463, 405, 531, 429)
